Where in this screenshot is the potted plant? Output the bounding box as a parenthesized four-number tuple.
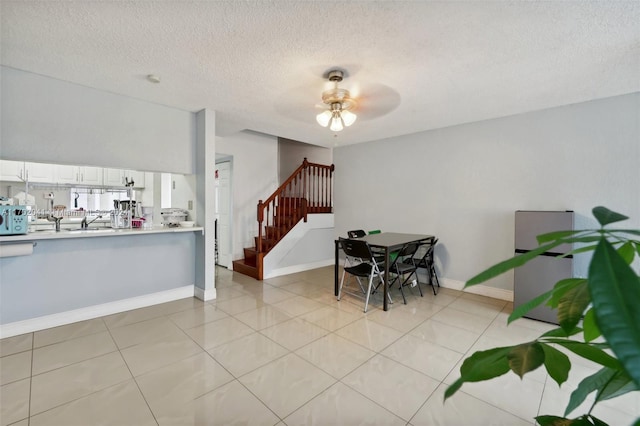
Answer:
(445, 206, 639, 426)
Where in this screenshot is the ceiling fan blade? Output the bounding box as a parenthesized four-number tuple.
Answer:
(351, 82, 401, 120)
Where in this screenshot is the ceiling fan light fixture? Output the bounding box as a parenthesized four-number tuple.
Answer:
(316, 110, 332, 127)
(316, 69, 357, 132)
(340, 109, 357, 127)
(329, 114, 344, 132)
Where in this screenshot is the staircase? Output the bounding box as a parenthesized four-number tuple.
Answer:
(233, 158, 334, 280)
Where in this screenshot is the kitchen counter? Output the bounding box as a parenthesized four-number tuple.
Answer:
(1, 225, 205, 336)
(0, 225, 204, 242)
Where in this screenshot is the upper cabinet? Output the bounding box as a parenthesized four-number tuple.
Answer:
(125, 170, 145, 188)
(103, 168, 145, 188)
(0, 160, 143, 188)
(54, 165, 104, 185)
(80, 166, 104, 185)
(103, 168, 125, 186)
(0, 160, 25, 181)
(24, 162, 56, 183)
(0, 161, 56, 183)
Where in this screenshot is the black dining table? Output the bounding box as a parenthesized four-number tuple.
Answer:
(334, 232, 435, 311)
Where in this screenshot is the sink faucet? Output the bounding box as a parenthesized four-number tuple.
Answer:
(47, 215, 62, 232)
(81, 214, 102, 229)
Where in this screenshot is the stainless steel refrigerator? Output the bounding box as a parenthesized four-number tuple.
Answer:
(514, 210, 574, 324)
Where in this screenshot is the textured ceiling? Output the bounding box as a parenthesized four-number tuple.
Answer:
(2, 1, 639, 148)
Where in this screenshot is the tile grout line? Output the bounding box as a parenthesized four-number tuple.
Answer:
(27, 331, 34, 426)
(103, 315, 160, 426)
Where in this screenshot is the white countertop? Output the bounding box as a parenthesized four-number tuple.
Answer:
(0, 226, 204, 242)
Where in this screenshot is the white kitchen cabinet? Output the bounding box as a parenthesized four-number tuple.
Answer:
(79, 166, 104, 185)
(55, 165, 104, 185)
(2, 161, 142, 188)
(103, 168, 125, 186)
(24, 162, 55, 183)
(103, 168, 145, 188)
(54, 165, 79, 184)
(125, 170, 145, 188)
(0, 160, 25, 181)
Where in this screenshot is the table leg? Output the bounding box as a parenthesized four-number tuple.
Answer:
(334, 239, 339, 296)
(383, 246, 390, 311)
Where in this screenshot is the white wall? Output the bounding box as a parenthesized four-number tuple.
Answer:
(334, 93, 640, 292)
(216, 131, 279, 262)
(263, 214, 335, 278)
(278, 137, 333, 184)
(1, 67, 195, 174)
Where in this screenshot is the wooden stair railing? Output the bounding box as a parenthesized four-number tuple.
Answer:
(232, 158, 334, 280)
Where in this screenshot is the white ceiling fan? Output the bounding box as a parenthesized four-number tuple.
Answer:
(315, 69, 357, 132)
(273, 67, 401, 134)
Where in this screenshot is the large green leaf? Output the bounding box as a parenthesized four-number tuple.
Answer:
(466, 240, 565, 286)
(565, 368, 616, 416)
(607, 229, 640, 236)
(542, 327, 582, 338)
(562, 236, 609, 244)
(557, 281, 590, 334)
(508, 289, 554, 323)
(541, 343, 571, 386)
(548, 279, 587, 309)
(588, 238, 640, 387)
(565, 244, 599, 256)
(507, 342, 545, 378)
(597, 369, 638, 401)
(535, 415, 573, 425)
(617, 241, 636, 264)
(536, 230, 584, 244)
(542, 339, 620, 369)
(444, 347, 512, 400)
(582, 308, 601, 343)
(592, 206, 629, 226)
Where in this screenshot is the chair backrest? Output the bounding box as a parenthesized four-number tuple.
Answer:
(415, 238, 438, 265)
(426, 238, 438, 258)
(340, 238, 374, 260)
(347, 229, 366, 238)
(399, 242, 420, 258)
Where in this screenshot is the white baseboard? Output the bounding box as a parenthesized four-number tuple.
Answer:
(264, 258, 334, 280)
(194, 286, 217, 301)
(439, 277, 513, 302)
(0, 285, 195, 339)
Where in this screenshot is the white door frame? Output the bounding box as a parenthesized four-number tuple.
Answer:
(215, 157, 233, 269)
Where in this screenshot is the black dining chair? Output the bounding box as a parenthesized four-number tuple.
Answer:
(338, 238, 386, 313)
(347, 229, 387, 263)
(386, 242, 421, 304)
(347, 229, 366, 238)
(412, 238, 440, 295)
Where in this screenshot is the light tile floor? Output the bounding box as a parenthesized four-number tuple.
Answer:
(1, 266, 638, 425)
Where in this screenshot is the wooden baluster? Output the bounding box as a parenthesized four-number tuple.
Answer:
(257, 200, 263, 253)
